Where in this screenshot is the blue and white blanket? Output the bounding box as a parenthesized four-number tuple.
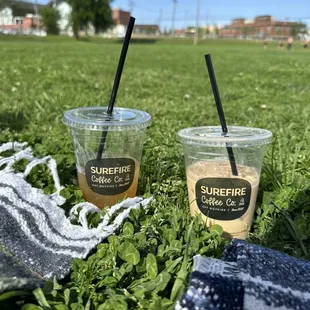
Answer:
(176, 239, 310, 310)
(0, 142, 152, 293)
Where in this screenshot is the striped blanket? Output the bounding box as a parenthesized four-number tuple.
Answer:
(0, 142, 152, 293)
(175, 239, 310, 310)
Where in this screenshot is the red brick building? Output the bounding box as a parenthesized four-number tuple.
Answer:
(174, 29, 185, 37)
(0, 1, 45, 34)
(219, 15, 295, 39)
(0, 15, 40, 33)
(112, 8, 130, 26)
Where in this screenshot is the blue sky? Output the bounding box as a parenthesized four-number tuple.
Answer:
(110, 0, 310, 29)
(37, 0, 310, 29)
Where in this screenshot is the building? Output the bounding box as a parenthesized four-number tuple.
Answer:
(52, 0, 72, 35)
(1, 3, 160, 38)
(174, 29, 185, 37)
(0, 0, 46, 35)
(113, 8, 130, 26)
(52, 6, 131, 37)
(50, 6, 132, 37)
(111, 8, 130, 37)
(133, 24, 160, 36)
(219, 15, 295, 39)
(107, 9, 160, 37)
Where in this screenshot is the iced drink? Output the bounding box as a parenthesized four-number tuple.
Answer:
(77, 161, 140, 208)
(186, 161, 259, 239)
(178, 126, 272, 239)
(63, 107, 152, 208)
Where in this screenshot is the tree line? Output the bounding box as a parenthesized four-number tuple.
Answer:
(40, 0, 113, 39)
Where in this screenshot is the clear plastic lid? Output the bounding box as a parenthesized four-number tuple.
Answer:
(177, 126, 272, 147)
(63, 107, 152, 131)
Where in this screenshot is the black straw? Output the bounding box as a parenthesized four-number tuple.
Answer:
(204, 54, 238, 176)
(107, 16, 136, 115)
(97, 17, 136, 160)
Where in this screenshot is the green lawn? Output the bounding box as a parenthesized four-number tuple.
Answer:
(1, 36, 310, 309)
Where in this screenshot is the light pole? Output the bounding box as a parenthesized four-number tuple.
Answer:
(171, 0, 177, 37)
(158, 8, 163, 34)
(194, 0, 200, 45)
(129, 0, 135, 15)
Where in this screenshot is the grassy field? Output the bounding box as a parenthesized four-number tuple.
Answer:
(1, 36, 310, 309)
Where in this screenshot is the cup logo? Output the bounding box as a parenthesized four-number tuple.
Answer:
(195, 178, 251, 220)
(85, 158, 135, 195)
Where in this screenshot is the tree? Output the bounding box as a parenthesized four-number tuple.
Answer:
(40, 7, 60, 35)
(67, 0, 114, 39)
(290, 22, 307, 37)
(242, 25, 249, 37)
(92, 0, 114, 34)
(11, 2, 34, 16)
(213, 24, 219, 35)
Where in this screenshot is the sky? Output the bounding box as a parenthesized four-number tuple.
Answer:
(110, 0, 310, 30)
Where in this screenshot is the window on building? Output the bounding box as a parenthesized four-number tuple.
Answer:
(15, 17, 23, 25)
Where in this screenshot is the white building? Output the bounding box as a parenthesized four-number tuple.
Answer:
(0, 1, 46, 35)
(51, 0, 72, 35)
(52, 4, 131, 37)
(0, 7, 13, 27)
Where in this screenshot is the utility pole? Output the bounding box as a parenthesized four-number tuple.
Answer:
(171, 0, 177, 37)
(194, 0, 200, 45)
(33, 0, 38, 17)
(183, 10, 188, 32)
(285, 17, 289, 37)
(158, 8, 163, 34)
(33, 0, 39, 34)
(202, 11, 208, 39)
(129, 0, 135, 15)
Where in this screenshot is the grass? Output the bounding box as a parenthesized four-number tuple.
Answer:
(1, 35, 310, 308)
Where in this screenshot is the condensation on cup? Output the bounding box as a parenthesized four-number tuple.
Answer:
(63, 107, 152, 208)
(178, 126, 272, 239)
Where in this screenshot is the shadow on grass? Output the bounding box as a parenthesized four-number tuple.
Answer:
(79, 37, 158, 45)
(253, 185, 310, 260)
(0, 112, 28, 132)
(116, 38, 158, 44)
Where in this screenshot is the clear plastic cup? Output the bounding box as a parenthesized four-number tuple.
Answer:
(63, 107, 152, 209)
(177, 126, 272, 239)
